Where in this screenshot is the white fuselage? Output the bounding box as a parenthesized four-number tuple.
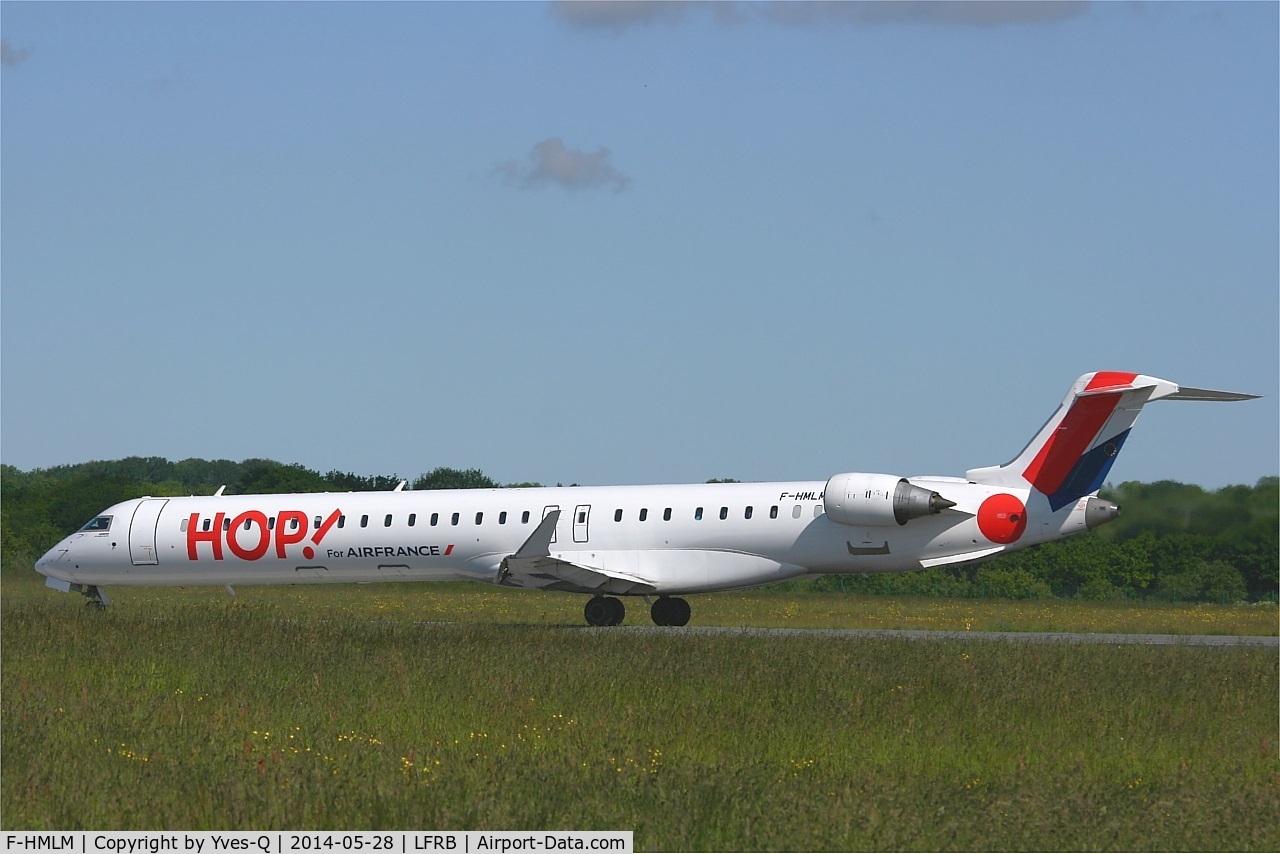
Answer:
(36, 478, 1091, 596)
(34, 371, 1253, 624)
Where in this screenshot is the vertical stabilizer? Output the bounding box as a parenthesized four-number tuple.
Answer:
(966, 372, 1256, 510)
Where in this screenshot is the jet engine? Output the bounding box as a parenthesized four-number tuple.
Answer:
(824, 472, 956, 527)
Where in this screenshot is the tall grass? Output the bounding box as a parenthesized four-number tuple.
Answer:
(3, 580, 1277, 850)
(4, 567, 1275, 636)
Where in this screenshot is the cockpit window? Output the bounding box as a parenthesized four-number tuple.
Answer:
(79, 516, 112, 532)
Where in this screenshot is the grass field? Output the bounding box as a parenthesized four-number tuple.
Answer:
(6, 567, 1275, 635)
(3, 570, 1277, 849)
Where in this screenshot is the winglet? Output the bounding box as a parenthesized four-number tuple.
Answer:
(512, 509, 560, 560)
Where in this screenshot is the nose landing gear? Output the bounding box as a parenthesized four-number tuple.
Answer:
(81, 585, 110, 610)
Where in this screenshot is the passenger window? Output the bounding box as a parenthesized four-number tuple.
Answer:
(792, 505, 802, 519)
(180, 518, 188, 533)
(614, 509, 623, 522)
(522, 510, 530, 524)
(360, 515, 369, 528)
(663, 508, 672, 522)
(408, 513, 417, 527)
(268, 517, 276, 530)
(243, 519, 252, 531)
(314, 516, 322, 529)
(499, 511, 507, 524)
(451, 512, 460, 526)
(719, 506, 728, 520)
(203, 519, 212, 532)
(290, 517, 300, 530)
(223, 518, 231, 531)
(639, 508, 648, 522)
(384, 514, 393, 527)
(579, 511, 587, 524)
(695, 507, 704, 521)
(745, 506, 753, 520)
(338, 515, 346, 528)
(475, 512, 483, 525)
(814, 504, 824, 518)
(430, 512, 439, 526)
(770, 505, 779, 519)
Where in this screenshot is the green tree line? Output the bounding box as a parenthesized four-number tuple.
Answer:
(813, 478, 1277, 603)
(2, 458, 1274, 602)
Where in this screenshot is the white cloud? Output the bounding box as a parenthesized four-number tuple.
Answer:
(495, 138, 631, 194)
(548, 1, 701, 30)
(2, 38, 32, 68)
(550, 1, 1089, 31)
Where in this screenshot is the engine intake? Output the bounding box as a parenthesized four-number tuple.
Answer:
(824, 472, 956, 527)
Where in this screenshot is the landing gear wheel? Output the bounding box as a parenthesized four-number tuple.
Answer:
(651, 596, 691, 627)
(584, 597, 609, 626)
(585, 596, 625, 627)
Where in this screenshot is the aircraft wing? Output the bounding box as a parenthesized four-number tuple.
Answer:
(497, 510, 658, 596)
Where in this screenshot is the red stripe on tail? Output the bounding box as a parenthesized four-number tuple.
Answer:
(1084, 371, 1139, 392)
(1022, 392, 1123, 496)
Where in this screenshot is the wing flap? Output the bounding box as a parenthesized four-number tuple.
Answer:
(498, 509, 657, 595)
(501, 554, 657, 595)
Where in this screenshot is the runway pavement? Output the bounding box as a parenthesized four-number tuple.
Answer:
(616, 625, 1279, 646)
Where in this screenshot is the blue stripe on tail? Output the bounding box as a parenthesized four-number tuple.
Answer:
(1044, 428, 1131, 510)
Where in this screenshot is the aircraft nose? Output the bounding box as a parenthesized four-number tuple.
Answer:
(35, 541, 72, 576)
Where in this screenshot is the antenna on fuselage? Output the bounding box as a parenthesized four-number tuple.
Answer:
(214, 485, 226, 497)
(394, 481, 407, 492)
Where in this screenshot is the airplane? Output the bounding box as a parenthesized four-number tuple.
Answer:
(36, 372, 1257, 626)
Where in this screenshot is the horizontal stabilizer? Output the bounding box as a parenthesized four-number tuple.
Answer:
(1165, 386, 1260, 402)
(920, 546, 1005, 569)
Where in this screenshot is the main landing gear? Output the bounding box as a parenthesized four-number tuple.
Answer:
(584, 596, 625, 627)
(582, 595, 691, 627)
(650, 596, 691, 627)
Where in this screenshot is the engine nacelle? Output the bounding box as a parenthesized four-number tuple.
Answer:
(824, 472, 956, 527)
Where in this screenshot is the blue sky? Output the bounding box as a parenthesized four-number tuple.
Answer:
(2, 1, 1276, 490)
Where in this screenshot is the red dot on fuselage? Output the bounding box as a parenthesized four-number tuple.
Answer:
(303, 546, 315, 560)
(977, 494, 1028, 545)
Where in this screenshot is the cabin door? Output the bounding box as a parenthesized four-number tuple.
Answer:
(129, 498, 168, 566)
(542, 505, 560, 543)
(573, 505, 591, 543)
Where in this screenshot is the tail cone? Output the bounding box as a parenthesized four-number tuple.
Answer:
(1085, 497, 1121, 529)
